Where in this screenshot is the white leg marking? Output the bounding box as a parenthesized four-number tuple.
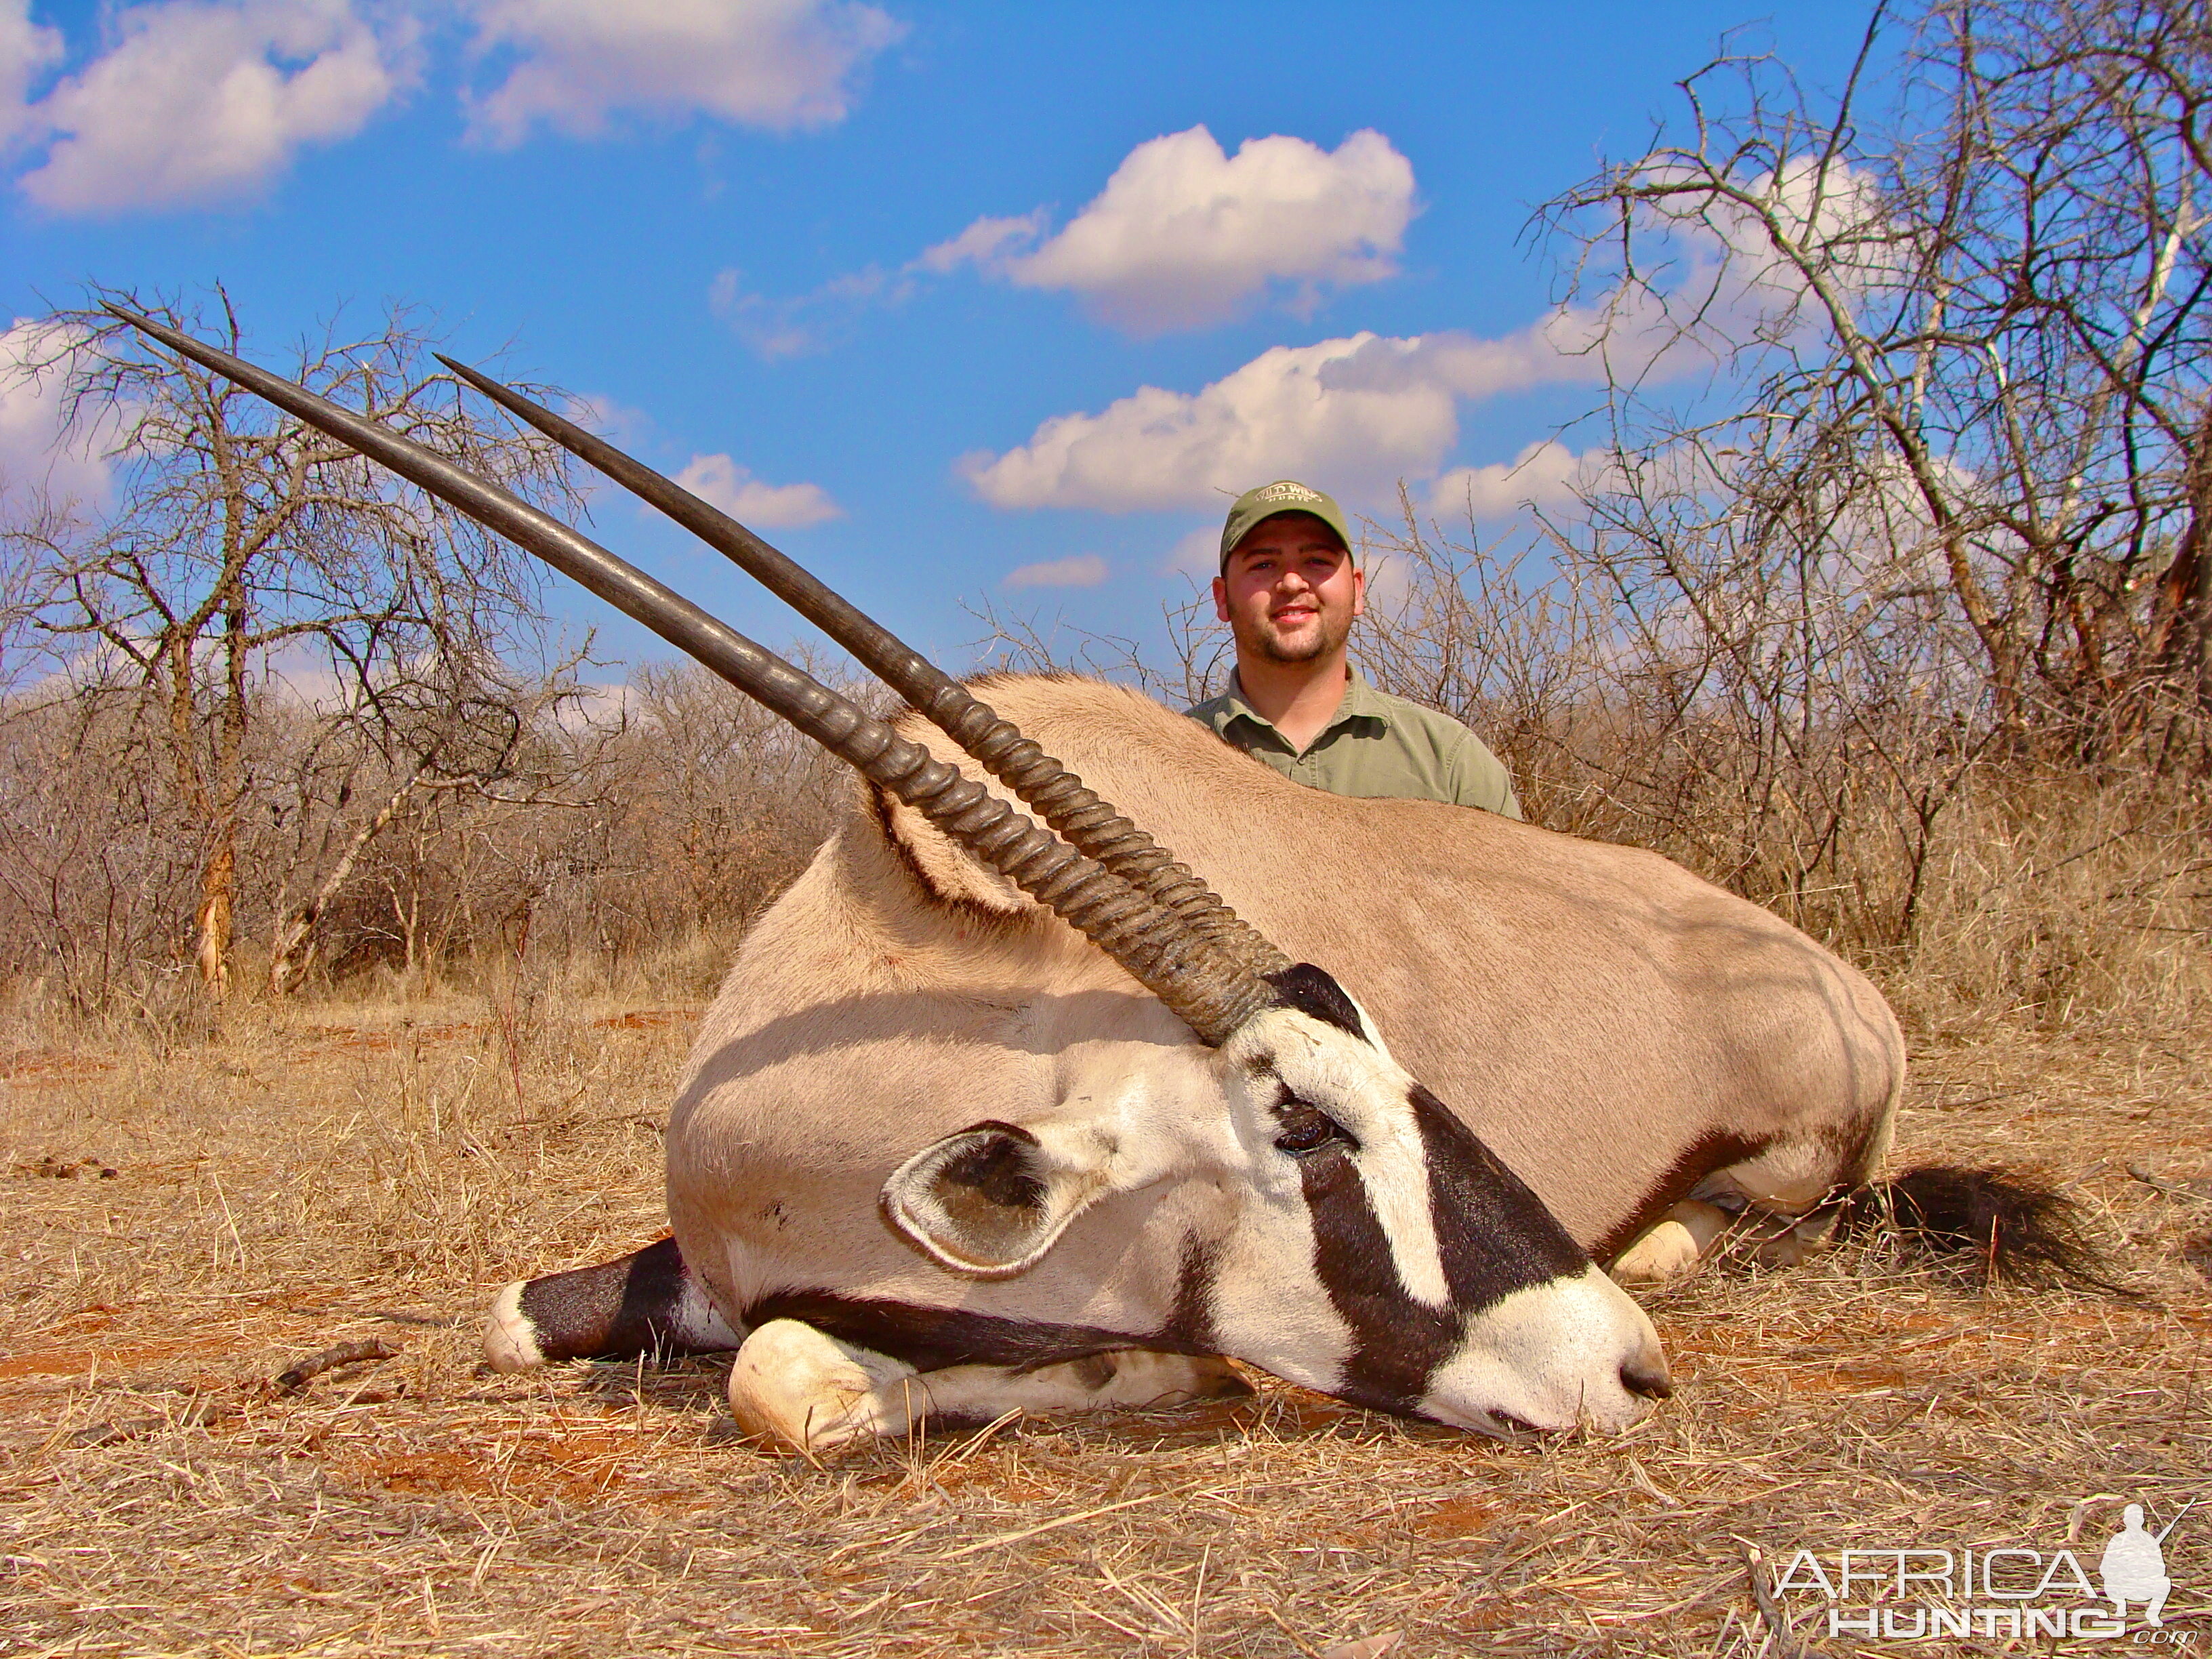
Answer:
(726, 1319, 918, 1453)
(1610, 1200, 1736, 1284)
(482, 1280, 544, 1372)
(1717, 1143, 1841, 1214)
(912, 1351, 1247, 1425)
(725, 1321, 1246, 1454)
(1756, 1210, 1840, 1269)
(672, 1278, 743, 1351)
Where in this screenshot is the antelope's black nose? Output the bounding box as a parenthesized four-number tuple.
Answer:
(1623, 1351, 1674, 1400)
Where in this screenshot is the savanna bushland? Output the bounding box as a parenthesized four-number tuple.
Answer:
(2, 4, 2206, 1654)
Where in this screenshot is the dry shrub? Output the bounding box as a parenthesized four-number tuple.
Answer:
(1342, 508, 2211, 1042)
(1, 1002, 2203, 1657)
(982, 524, 2206, 1044)
(0, 657, 850, 1036)
(1877, 771, 2210, 1036)
(0, 691, 205, 1036)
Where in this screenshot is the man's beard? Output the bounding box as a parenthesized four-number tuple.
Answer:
(1250, 606, 1353, 664)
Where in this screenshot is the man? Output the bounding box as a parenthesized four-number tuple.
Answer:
(1185, 479, 1522, 817)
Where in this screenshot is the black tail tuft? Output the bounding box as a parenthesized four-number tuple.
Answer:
(1841, 1164, 2128, 1294)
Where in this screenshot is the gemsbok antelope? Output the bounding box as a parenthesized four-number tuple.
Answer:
(108, 308, 2098, 1454)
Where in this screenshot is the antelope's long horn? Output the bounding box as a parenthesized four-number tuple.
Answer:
(104, 306, 1276, 1045)
(434, 354, 1290, 981)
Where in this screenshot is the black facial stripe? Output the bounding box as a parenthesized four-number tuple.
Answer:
(1160, 1235, 1221, 1355)
(746, 1286, 1218, 1374)
(1296, 1086, 1593, 1418)
(1410, 1084, 1589, 1313)
(1264, 963, 1369, 1040)
(1298, 1145, 1460, 1415)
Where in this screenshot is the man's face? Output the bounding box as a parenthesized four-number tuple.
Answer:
(1212, 512, 1365, 666)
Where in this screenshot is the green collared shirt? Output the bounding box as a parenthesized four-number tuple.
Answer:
(1185, 671, 1523, 818)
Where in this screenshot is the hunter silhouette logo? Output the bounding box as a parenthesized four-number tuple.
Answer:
(2102, 1500, 2190, 1628)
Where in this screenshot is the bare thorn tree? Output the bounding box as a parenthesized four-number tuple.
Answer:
(258, 643, 609, 997)
(0, 287, 586, 1000)
(1542, 0, 2212, 769)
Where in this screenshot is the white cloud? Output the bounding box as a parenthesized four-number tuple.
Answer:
(708, 263, 905, 359)
(926, 125, 1416, 333)
(1004, 554, 1105, 590)
(958, 316, 1623, 513)
(1160, 524, 1220, 578)
(958, 167, 1847, 516)
(716, 123, 1410, 356)
(14, 0, 417, 213)
(3, 0, 904, 213)
(463, 0, 903, 146)
(914, 211, 1043, 275)
(549, 678, 638, 735)
(562, 390, 652, 447)
(1427, 441, 1597, 520)
(0, 319, 117, 515)
(669, 452, 841, 528)
(1710, 155, 1893, 304)
(956, 331, 1448, 511)
(0, 0, 62, 149)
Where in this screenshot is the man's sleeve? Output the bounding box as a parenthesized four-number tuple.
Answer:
(1446, 731, 1523, 819)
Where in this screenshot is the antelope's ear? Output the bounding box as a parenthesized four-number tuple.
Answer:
(877, 787, 1028, 916)
(880, 1120, 1111, 1278)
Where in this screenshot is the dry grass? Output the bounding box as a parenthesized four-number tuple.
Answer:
(1, 996, 2206, 1658)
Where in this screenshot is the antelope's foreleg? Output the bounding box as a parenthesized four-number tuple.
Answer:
(725, 1319, 1248, 1454)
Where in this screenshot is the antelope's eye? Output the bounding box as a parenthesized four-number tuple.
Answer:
(1273, 1104, 1351, 1157)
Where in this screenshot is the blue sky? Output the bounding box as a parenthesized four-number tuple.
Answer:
(1, 0, 1882, 678)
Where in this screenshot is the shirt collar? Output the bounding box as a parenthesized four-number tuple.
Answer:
(1216, 667, 1392, 745)
(1332, 670, 1392, 729)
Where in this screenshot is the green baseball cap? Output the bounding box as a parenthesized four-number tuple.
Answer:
(1218, 480, 1352, 571)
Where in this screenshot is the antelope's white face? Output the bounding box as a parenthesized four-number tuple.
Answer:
(883, 964, 1670, 1435)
